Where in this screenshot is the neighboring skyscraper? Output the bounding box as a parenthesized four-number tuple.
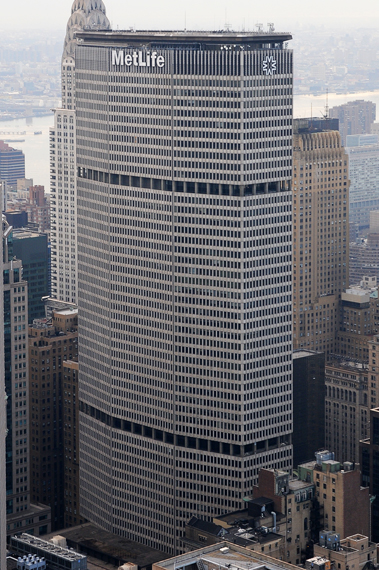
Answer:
(325, 360, 368, 463)
(293, 350, 325, 467)
(3, 217, 51, 538)
(345, 137, 379, 230)
(329, 100, 376, 147)
(292, 118, 349, 357)
(0, 141, 25, 186)
(12, 228, 49, 323)
(360, 407, 379, 542)
(50, 0, 110, 303)
(76, 30, 293, 552)
(29, 309, 78, 531)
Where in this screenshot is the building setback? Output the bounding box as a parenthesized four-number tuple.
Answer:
(75, 29, 293, 552)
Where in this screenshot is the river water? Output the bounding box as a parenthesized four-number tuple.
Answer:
(1, 90, 379, 193)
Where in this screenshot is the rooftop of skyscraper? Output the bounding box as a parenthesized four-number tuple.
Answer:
(75, 28, 292, 46)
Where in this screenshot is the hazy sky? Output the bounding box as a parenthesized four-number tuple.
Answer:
(1, 0, 379, 32)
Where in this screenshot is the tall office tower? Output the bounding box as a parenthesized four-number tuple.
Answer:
(76, 30, 293, 552)
(29, 309, 78, 530)
(50, 0, 110, 303)
(329, 100, 376, 147)
(3, 217, 51, 538)
(292, 118, 349, 357)
(345, 136, 379, 230)
(0, 141, 25, 186)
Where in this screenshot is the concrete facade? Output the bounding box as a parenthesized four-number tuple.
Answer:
(76, 29, 293, 553)
(292, 119, 349, 357)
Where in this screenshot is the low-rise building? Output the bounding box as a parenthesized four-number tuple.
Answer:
(298, 452, 370, 539)
(153, 541, 300, 570)
(312, 533, 376, 570)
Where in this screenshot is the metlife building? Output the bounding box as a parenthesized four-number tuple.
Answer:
(75, 30, 293, 553)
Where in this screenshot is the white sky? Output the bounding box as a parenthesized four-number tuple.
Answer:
(1, 0, 379, 32)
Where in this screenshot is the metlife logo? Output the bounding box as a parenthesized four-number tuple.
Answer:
(112, 50, 165, 68)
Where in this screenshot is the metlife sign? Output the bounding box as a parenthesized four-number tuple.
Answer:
(112, 50, 165, 68)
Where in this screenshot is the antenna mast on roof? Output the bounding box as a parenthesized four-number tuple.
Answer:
(325, 87, 329, 119)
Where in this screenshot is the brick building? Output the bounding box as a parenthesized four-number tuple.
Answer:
(29, 309, 78, 530)
(298, 452, 370, 539)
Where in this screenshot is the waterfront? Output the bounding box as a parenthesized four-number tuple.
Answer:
(0, 114, 53, 192)
(0, 90, 379, 193)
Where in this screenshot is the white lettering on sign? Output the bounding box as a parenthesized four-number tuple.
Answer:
(112, 50, 165, 68)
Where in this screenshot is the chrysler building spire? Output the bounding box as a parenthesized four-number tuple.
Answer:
(50, 0, 110, 303)
(63, 0, 110, 60)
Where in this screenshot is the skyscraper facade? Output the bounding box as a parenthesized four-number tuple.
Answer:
(329, 100, 376, 147)
(345, 137, 379, 230)
(292, 118, 349, 357)
(3, 218, 51, 537)
(76, 30, 293, 552)
(50, 0, 110, 303)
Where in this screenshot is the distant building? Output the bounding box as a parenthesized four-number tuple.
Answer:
(6, 185, 50, 234)
(0, 141, 25, 186)
(298, 451, 370, 539)
(345, 139, 379, 230)
(292, 118, 349, 356)
(4, 211, 28, 229)
(329, 100, 376, 147)
(293, 350, 325, 467)
(12, 229, 49, 323)
(349, 214, 379, 284)
(29, 309, 78, 531)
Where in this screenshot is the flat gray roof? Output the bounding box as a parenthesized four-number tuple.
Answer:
(76, 29, 292, 46)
